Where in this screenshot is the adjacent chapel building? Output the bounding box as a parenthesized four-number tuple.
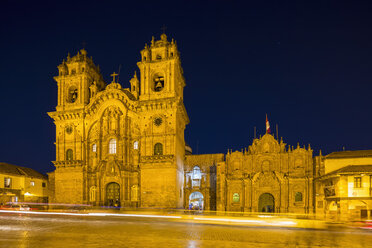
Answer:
(48, 34, 317, 214)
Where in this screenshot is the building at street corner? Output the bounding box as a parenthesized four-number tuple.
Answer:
(0, 162, 48, 204)
(48, 34, 188, 208)
(315, 150, 372, 221)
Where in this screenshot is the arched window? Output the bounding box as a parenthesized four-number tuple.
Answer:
(92, 143, 97, 153)
(89, 186, 97, 202)
(192, 166, 201, 180)
(133, 141, 139, 150)
(67, 86, 78, 103)
(153, 75, 164, 92)
(66, 149, 73, 161)
(233, 193, 240, 203)
(109, 139, 117, 154)
(154, 143, 163, 155)
(295, 192, 303, 202)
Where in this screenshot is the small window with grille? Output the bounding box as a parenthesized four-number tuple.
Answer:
(154, 143, 163, 155)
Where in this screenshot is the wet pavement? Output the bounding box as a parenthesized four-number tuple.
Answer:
(0, 212, 371, 248)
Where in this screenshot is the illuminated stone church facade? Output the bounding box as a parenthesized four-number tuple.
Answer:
(49, 34, 188, 208)
(49, 34, 315, 213)
(183, 135, 314, 214)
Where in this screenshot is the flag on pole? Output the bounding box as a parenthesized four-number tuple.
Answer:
(266, 114, 271, 134)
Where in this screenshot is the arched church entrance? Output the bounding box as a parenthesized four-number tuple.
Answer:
(106, 182, 120, 207)
(258, 193, 275, 213)
(189, 191, 204, 210)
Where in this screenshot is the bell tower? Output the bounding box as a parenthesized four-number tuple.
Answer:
(54, 49, 105, 111)
(137, 33, 185, 101)
(137, 34, 189, 208)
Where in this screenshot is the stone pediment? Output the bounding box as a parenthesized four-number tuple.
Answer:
(86, 88, 137, 118)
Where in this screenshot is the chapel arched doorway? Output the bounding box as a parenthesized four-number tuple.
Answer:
(189, 191, 204, 210)
(106, 182, 120, 207)
(258, 193, 275, 213)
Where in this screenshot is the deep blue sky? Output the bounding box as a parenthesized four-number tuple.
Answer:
(1, 0, 372, 174)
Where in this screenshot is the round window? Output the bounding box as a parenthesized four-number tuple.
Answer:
(154, 117, 163, 126)
(65, 126, 73, 134)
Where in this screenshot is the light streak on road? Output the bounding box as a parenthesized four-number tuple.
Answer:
(0, 210, 181, 219)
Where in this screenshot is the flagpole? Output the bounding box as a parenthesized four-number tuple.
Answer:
(276, 124, 278, 140)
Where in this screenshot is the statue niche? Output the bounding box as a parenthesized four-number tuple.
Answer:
(89, 81, 98, 99)
(101, 158, 121, 177)
(101, 106, 123, 135)
(261, 160, 271, 172)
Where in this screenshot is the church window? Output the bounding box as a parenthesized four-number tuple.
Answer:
(92, 143, 97, 152)
(154, 143, 163, 155)
(192, 166, 201, 187)
(156, 54, 162, 60)
(233, 193, 240, 203)
(71, 69, 76, 75)
(153, 75, 164, 92)
(30, 181, 35, 186)
(65, 125, 73, 134)
(144, 56, 147, 61)
(133, 141, 139, 150)
(89, 186, 97, 202)
(42, 182, 46, 188)
(109, 139, 117, 154)
(4, 178, 11, 188)
(170, 52, 174, 57)
(354, 177, 362, 188)
(67, 86, 78, 103)
(295, 192, 303, 202)
(81, 67, 85, 72)
(192, 166, 201, 180)
(66, 149, 73, 160)
(154, 117, 163, 126)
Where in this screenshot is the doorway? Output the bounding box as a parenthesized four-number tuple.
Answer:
(106, 182, 120, 207)
(189, 191, 204, 210)
(258, 193, 275, 213)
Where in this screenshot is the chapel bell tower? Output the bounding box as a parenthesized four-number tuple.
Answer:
(136, 34, 189, 208)
(54, 49, 105, 111)
(137, 33, 185, 101)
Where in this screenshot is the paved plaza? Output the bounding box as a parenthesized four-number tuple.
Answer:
(0, 212, 370, 247)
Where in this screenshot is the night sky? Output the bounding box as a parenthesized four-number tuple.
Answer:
(1, 1, 372, 174)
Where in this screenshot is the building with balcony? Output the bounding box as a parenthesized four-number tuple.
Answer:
(315, 151, 372, 220)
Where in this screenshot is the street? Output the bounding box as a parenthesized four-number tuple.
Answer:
(0, 211, 370, 247)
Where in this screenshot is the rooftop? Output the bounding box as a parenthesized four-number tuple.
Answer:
(325, 150, 372, 159)
(0, 162, 47, 180)
(320, 165, 372, 179)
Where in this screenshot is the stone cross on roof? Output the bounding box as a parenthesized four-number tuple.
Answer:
(110, 72, 118, 83)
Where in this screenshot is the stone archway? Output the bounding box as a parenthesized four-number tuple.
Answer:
(258, 193, 275, 213)
(106, 182, 120, 207)
(189, 191, 204, 210)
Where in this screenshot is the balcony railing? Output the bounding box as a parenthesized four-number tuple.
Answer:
(324, 185, 336, 197)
